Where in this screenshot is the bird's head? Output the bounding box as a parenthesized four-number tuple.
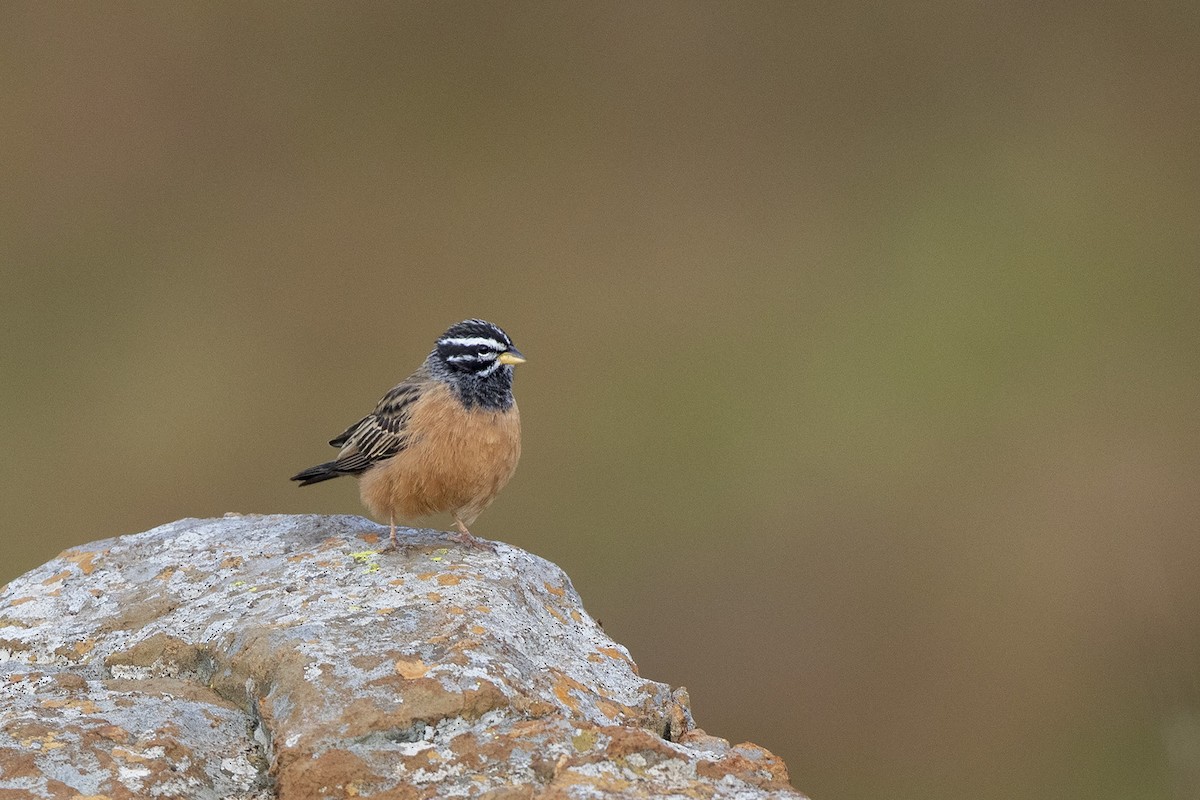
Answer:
(430, 319, 525, 408)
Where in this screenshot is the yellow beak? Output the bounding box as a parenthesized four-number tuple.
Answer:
(498, 349, 526, 366)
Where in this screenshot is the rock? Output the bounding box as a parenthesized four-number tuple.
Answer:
(0, 515, 804, 799)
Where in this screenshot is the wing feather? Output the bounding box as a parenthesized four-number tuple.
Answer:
(325, 373, 425, 474)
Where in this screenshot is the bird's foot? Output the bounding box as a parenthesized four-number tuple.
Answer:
(375, 520, 403, 553)
(450, 525, 497, 551)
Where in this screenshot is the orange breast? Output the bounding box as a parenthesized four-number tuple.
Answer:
(358, 383, 521, 525)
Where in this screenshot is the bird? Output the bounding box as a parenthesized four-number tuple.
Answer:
(291, 319, 525, 550)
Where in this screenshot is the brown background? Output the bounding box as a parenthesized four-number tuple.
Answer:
(3, 4, 1199, 799)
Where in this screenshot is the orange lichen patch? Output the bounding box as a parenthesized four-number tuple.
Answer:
(470, 625, 487, 635)
(41, 570, 71, 586)
(553, 768, 634, 793)
(45, 588, 61, 597)
(155, 566, 176, 582)
(543, 582, 566, 597)
(604, 727, 686, 760)
(544, 604, 568, 624)
(286, 553, 313, 563)
(416, 572, 436, 581)
(361, 533, 380, 545)
(729, 741, 792, 785)
(447, 606, 466, 616)
(318, 537, 345, 550)
(393, 657, 429, 679)
(8, 596, 34, 606)
(436, 573, 463, 586)
(42, 697, 101, 714)
(550, 672, 590, 712)
(6, 721, 48, 745)
(596, 699, 624, 720)
(448, 637, 481, 654)
(68, 700, 100, 719)
(72, 639, 97, 658)
(220, 556, 244, 569)
(696, 745, 792, 789)
(388, 578, 405, 586)
(426, 592, 442, 603)
(595, 647, 631, 665)
(29, 732, 66, 750)
(112, 745, 163, 763)
(570, 610, 583, 622)
(88, 589, 103, 597)
(587, 654, 604, 664)
(473, 605, 491, 614)
(62, 551, 99, 574)
(375, 607, 395, 615)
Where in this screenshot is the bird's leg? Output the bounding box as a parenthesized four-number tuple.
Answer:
(451, 514, 474, 544)
(451, 514, 494, 550)
(376, 513, 398, 552)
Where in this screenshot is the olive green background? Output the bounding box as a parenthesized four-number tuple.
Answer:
(3, 4, 1199, 799)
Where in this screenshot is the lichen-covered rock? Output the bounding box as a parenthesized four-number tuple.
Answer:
(0, 515, 804, 799)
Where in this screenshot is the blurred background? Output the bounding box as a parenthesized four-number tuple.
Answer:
(3, 3, 1199, 798)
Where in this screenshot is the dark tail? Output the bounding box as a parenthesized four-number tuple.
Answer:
(291, 461, 344, 487)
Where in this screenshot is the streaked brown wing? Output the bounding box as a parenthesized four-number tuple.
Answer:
(326, 375, 424, 474)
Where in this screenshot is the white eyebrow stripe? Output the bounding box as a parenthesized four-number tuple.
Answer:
(445, 351, 497, 362)
(438, 336, 506, 350)
(476, 360, 503, 378)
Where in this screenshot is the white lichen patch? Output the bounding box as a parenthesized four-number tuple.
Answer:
(406, 760, 467, 786)
(219, 755, 262, 789)
(113, 662, 162, 681)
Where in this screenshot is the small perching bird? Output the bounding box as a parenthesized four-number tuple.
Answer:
(291, 319, 525, 550)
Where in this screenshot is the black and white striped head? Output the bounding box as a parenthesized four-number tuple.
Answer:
(429, 319, 525, 409)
